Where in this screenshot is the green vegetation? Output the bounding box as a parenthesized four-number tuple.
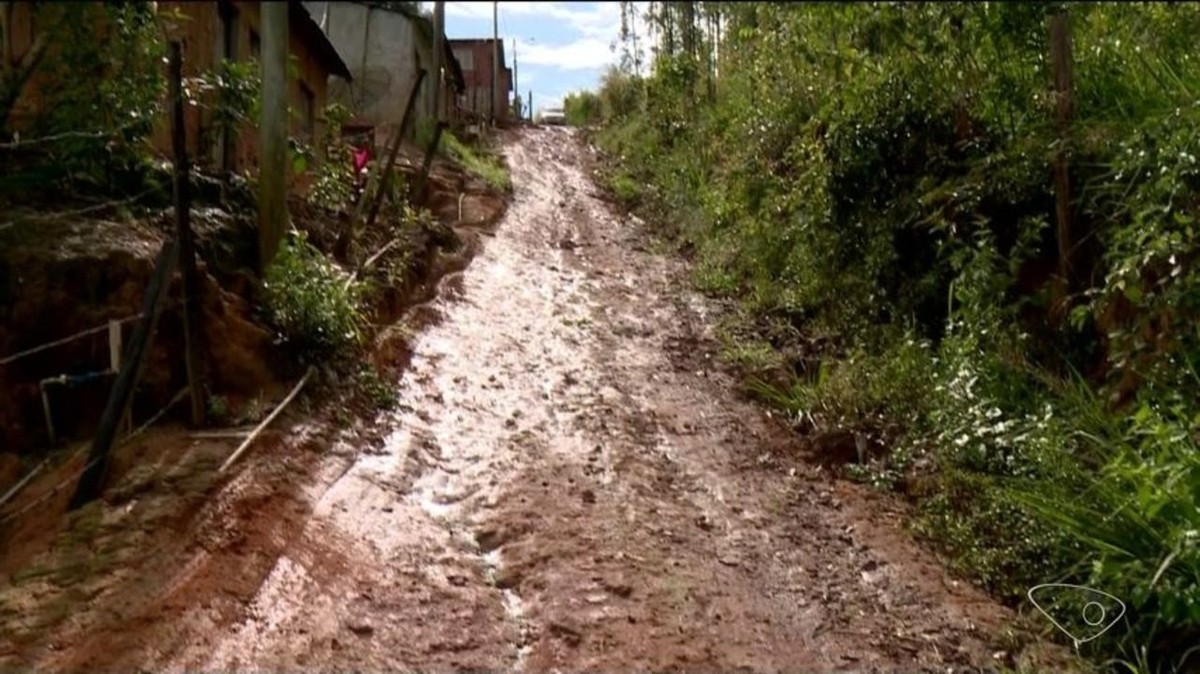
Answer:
(1, 3, 166, 198)
(414, 119, 510, 191)
(597, 2, 1200, 669)
(564, 90, 602, 127)
(262, 230, 365, 363)
(442, 129, 511, 192)
(356, 364, 399, 411)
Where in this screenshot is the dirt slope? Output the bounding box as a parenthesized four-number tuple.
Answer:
(2, 128, 1076, 672)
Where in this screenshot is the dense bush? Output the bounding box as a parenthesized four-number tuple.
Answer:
(598, 2, 1200, 669)
(262, 230, 364, 363)
(2, 3, 166, 195)
(563, 90, 602, 127)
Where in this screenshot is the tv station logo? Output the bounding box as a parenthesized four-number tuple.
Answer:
(1028, 584, 1126, 649)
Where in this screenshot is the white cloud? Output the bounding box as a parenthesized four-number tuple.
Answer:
(445, 2, 620, 39)
(515, 36, 614, 71)
(442, 1, 656, 74)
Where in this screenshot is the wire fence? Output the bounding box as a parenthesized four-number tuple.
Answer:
(0, 386, 190, 525)
(0, 299, 183, 368)
(0, 188, 161, 232)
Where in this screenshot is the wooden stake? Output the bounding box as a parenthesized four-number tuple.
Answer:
(71, 238, 180, 509)
(363, 69, 428, 234)
(492, 1, 499, 125)
(107, 320, 121, 372)
(412, 121, 446, 204)
(431, 1, 445, 121)
(1050, 10, 1075, 319)
(110, 318, 132, 435)
(170, 41, 207, 426)
(259, 1, 289, 272)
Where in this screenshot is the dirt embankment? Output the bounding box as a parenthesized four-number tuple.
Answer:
(0, 148, 509, 667)
(2, 130, 1081, 672)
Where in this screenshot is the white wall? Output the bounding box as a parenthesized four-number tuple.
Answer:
(304, 2, 433, 141)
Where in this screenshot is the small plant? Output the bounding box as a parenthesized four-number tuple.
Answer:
(262, 230, 365, 363)
(357, 365, 399, 411)
(206, 394, 230, 425)
(307, 102, 357, 212)
(188, 58, 261, 139)
(605, 170, 642, 206)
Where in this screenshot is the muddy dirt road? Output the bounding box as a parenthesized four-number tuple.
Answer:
(4, 129, 1071, 672)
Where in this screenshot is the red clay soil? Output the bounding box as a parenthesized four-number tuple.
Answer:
(0, 129, 1082, 672)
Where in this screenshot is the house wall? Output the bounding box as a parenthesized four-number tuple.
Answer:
(451, 40, 511, 124)
(304, 1, 432, 147)
(6, 2, 337, 179)
(157, 1, 334, 176)
(305, 2, 466, 144)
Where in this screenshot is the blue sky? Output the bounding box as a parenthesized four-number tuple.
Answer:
(434, 2, 648, 114)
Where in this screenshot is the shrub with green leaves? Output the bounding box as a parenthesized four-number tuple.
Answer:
(262, 231, 364, 362)
(596, 2, 1200, 667)
(1012, 390, 1200, 661)
(4, 3, 166, 194)
(303, 103, 358, 212)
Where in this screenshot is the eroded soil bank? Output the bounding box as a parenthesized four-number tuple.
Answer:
(1, 128, 1076, 672)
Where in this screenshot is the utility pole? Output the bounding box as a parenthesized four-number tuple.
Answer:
(431, 1, 444, 121)
(513, 38, 518, 119)
(259, 1, 288, 272)
(527, 88, 531, 122)
(492, 0, 499, 126)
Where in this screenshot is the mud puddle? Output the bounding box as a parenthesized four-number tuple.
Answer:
(3, 128, 1077, 672)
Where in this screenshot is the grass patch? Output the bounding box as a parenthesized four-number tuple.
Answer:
(442, 131, 511, 192)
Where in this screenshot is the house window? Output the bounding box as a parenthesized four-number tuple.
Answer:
(454, 49, 473, 71)
(250, 29, 261, 59)
(219, 2, 238, 61)
(301, 82, 316, 141)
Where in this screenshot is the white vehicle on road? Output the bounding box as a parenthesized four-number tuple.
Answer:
(537, 106, 567, 126)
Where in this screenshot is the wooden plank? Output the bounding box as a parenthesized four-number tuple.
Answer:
(218, 367, 315, 473)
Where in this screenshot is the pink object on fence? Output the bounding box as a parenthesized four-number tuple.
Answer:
(352, 145, 370, 174)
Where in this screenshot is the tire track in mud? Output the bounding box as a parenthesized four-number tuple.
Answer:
(17, 128, 1077, 672)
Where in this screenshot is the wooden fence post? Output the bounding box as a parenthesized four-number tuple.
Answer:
(259, 1, 289, 272)
(169, 41, 206, 426)
(335, 70, 428, 260)
(412, 121, 446, 204)
(364, 69, 428, 231)
(70, 239, 180, 509)
(1050, 9, 1075, 318)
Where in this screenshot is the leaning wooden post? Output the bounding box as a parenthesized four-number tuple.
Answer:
(170, 41, 206, 426)
(70, 239, 180, 509)
(335, 70, 427, 259)
(364, 69, 428, 232)
(412, 121, 446, 204)
(1050, 9, 1075, 320)
(431, 1, 445, 121)
(259, 1, 289, 273)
